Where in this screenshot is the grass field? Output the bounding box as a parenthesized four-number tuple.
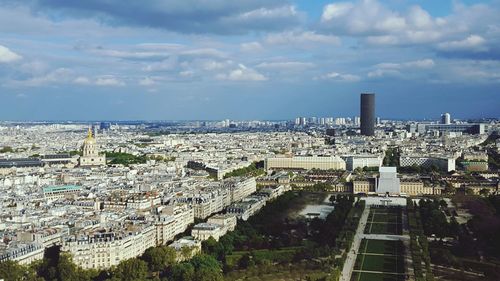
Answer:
(365, 208, 403, 235)
(360, 239, 404, 256)
(351, 237, 406, 281)
(351, 272, 406, 281)
(354, 254, 404, 273)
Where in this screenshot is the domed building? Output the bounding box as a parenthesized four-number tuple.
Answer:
(79, 128, 106, 167)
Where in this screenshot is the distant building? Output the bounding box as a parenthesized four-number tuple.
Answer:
(0, 158, 43, 169)
(79, 128, 106, 167)
(345, 155, 383, 171)
(376, 167, 401, 195)
(360, 93, 375, 136)
(40, 153, 77, 167)
(0, 243, 44, 265)
(400, 155, 456, 172)
(169, 237, 201, 262)
(441, 113, 451, 125)
(416, 123, 485, 135)
(265, 156, 346, 171)
(43, 185, 82, 201)
(63, 225, 156, 270)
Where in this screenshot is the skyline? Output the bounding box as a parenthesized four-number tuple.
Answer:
(1, 0, 499, 120)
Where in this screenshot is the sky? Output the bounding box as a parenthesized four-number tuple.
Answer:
(0, 0, 499, 121)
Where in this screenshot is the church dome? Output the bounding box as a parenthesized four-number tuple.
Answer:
(84, 128, 96, 145)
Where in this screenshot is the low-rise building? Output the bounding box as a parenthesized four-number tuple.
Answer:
(265, 156, 346, 171)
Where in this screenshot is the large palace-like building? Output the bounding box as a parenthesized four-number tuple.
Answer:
(79, 128, 106, 167)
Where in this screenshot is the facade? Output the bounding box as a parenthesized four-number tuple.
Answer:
(43, 185, 82, 201)
(352, 179, 375, 194)
(191, 223, 223, 241)
(400, 155, 456, 172)
(0, 158, 43, 169)
(226, 198, 266, 221)
(400, 180, 436, 195)
(0, 243, 45, 265)
(360, 93, 375, 136)
(169, 238, 201, 262)
(63, 225, 156, 270)
(207, 214, 237, 234)
(222, 177, 257, 204)
(40, 154, 78, 167)
(441, 113, 451, 125)
(345, 155, 383, 171)
(416, 123, 485, 135)
(376, 167, 401, 195)
(161, 203, 195, 237)
(461, 161, 489, 172)
(265, 156, 346, 171)
(79, 128, 106, 167)
(155, 216, 177, 246)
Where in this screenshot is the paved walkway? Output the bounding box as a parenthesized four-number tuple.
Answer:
(361, 234, 410, 241)
(352, 269, 407, 275)
(340, 205, 370, 281)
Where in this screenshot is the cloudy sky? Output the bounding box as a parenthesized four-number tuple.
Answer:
(0, 0, 499, 120)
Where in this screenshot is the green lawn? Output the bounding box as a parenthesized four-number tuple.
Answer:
(354, 254, 404, 273)
(370, 213, 401, 224)
(351, 272, 406, 281)
(359, 239, 404, 256)
(365, 222, 403, 235)
(365, 207, 403, 235)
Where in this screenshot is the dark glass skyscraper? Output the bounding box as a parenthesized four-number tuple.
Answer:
(360, 93, 375, 136)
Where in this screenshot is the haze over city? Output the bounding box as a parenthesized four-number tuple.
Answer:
(0, 0, 499, 120)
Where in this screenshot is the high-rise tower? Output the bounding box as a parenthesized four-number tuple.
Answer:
(360, 93, 375, 136)
(441, 113, 451, 124)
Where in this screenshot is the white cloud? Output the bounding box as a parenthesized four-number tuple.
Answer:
(236, 5, 298, 21)
(139, 77, 155, 86)
(256, 61, 315, 70)
(142, 56, 178, 72)
(240, 42, 263, 52)
(216, 64, 267, 81)
(321, 3, 353, 22)
(316, 72, 361, 82)
(407, 6, 433, 29)
(95, 76, 125, 86)
(375, 59, 435, 69)
(368, 59, 435, 78)
(266, 31, 340, 46)
(367, 69, 401, 78)
(10, 68, 73, 86)
(0, 45, 22, 63)
(437, 35, 487, 52)
(179, 70, 194, 77)
(74, 76, 91, 85)
(180, 48, 226, 58)
(201, 60, 232, 71)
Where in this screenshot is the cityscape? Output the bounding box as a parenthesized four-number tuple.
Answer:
(1, 1, 500, 281)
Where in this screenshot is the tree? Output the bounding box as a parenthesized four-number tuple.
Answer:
(170, 262, 195, 281)
(142, 246, 176, 272)
(190, 255, 223, 281)
(449, 216, 460, 237)
(0, 260, 41, 281)
(480, 188, 490, 196)
(181, 246, 194, 261)
(238, 253, 252, 269)
(444, 183, 455, 195)
(112, 258, 148, 281)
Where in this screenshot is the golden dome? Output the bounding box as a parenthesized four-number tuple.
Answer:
(84, 128, 96, 144)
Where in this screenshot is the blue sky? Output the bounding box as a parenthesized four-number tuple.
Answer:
(0, 0, 499, 120)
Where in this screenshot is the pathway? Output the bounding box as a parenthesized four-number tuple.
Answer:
(340, 205, 370, 281)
